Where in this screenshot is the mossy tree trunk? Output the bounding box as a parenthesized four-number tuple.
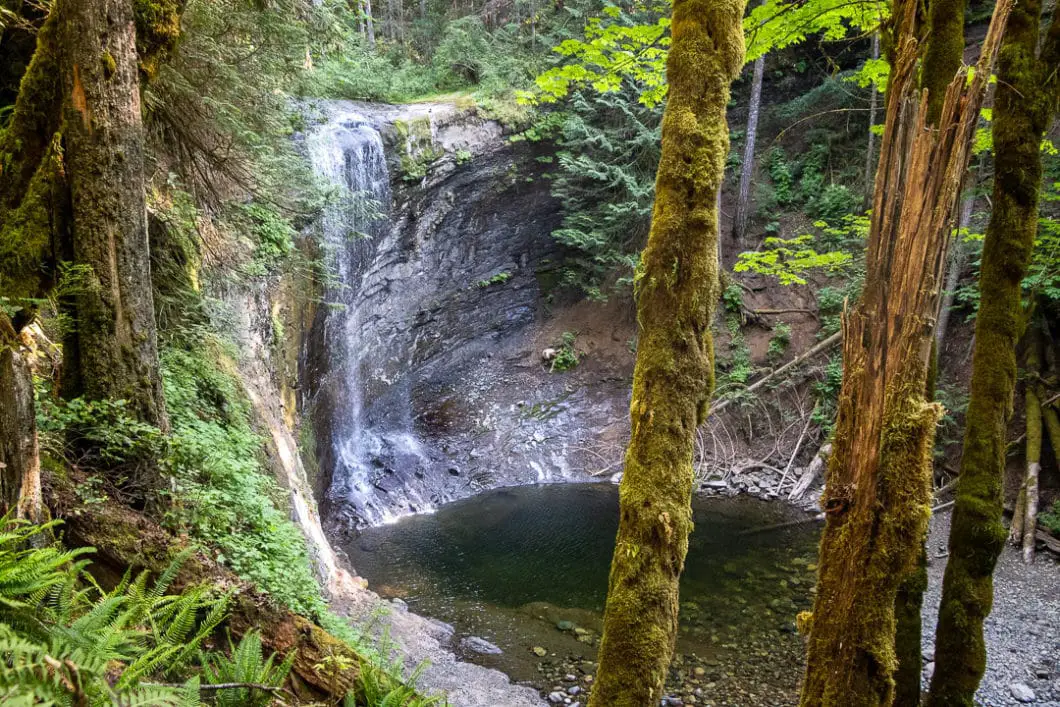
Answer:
(798, 0, 1009, 703)
(585, 0, 744, 704)
(926, 4, 1060, 704)
(57, 0, 168, 430)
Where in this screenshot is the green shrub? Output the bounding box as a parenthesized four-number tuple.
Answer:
(161, 345, 326, 618)
(202, 631, 295, 707)
(767, 323, 792, 361)
(550, 331, 580, 372)
(1041, 501, 1060, 535)
(0, 518, 228, 706)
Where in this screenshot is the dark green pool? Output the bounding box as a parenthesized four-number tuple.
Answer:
(345, 483, 820, 704)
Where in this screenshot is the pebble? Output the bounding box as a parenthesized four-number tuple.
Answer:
(532, 646, 548, 657)
(460, 636, 502, 655)
(1009, 683, 1035, 703)
(548, 691, 566, 704)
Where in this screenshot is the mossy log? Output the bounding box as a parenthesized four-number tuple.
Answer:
(927, 3, 1060, 703)
(798, 0, 1010, 703)
(585, 0, 744, 704)
(43, 469, 361, 698)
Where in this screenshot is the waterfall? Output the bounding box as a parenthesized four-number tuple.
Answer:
(307, 110, 435, 529)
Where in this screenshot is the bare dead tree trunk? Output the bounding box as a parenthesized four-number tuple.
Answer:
(732, 52, 765, 244)
(799, 0, 1010, 702)
(0, 314, 42, 522)
(935, 163, 979, 354)
(1021, 322, 1043, 563)
(365, 0, 376, 48)
(863, 33, 880, 209)
(59, 0, 168, 430)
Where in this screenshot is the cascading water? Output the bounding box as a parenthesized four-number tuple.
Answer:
(307, 111, 435, 528)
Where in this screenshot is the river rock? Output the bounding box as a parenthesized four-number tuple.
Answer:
(1009, 683, 1035, 703)
(556, 620, 575, 632)
(460, 636, 503, 655)
(532, 646, 548, 657)
(548, 691, 566, 704)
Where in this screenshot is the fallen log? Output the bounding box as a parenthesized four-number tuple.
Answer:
(43, 469, 362, 699)
(710, 331, 841, 417)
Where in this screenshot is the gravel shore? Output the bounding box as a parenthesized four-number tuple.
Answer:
(922, 511, 1060, 706)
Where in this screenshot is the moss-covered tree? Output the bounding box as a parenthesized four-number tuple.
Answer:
(58, 0, 168, 429)
(797, 0, 1009, 702)
(584, 0, 745, 704)
(1, 0, 182, 434)
(926, 2, 1060, 703)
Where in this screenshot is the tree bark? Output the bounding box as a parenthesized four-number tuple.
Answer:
(0, 10, 64, 305)
(365, 0, 376, 48)
(585, 0, 745, 704)
(732, 51, 764, 243)
(0, 313, 42, 522)
(799, 0, 1008, 703)
(927, 3, 1060, 703)
(58, 0, 168, 430)
(1019, 322, 1043, 563)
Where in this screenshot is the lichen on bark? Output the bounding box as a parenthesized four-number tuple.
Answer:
(585, 0, 744, 704)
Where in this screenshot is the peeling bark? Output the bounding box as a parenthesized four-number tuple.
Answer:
(0, 314, 42, 522)
(586, 0, 745, 704)
(799, 0, 1009, 703)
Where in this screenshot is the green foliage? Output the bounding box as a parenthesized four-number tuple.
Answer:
(477, 271, 512, 288)
(549, 331, 580, 372)
(149, 0, 320, 212)
(526, 0, 884, 104)
(36, 393, 167, 471)
(342, 631, 444, 707)
(934, 380, 969, 461)
(547, 83, 661, 297)
(767, 323, 791, 361)
(160, 345, 326, 618)
(238, 203, 297, 276)
(715, 312, 755, 399)
(734, 233, 853, 285)
(812, 354, 843, 432)
(201, 631, 294, 707)
(528, 4, 671, 106)
(0, 518, 228, 706)
(1041, 501, 1060, 535)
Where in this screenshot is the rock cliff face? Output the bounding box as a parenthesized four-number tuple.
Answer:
(302, 101, 630, 533)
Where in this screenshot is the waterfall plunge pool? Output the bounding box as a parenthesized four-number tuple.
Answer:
(344, 483, 820, 705)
